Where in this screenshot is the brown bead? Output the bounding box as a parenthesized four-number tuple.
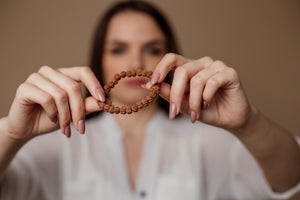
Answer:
(131, 105, 138, 112)
(146, 71, 153, 78)
(126, 106, 132, 114)
(103, 85, 109, 90)
(114, 106, 120, 114)
(98, 102, 105, 110)
(120, 106, 126, 114)
(142, 70, 147, 76)
(151, 85, 160, 92)
(141, 99, 148, 105)
(137, 69, 142, 76)
(136, 101, 143, 109)
(109, 106, 114, 114)
(108, 81, 114, 88)
(104, 104, 110, 112)
(146, 95, 153, 102)
(120, 71, 126, 78)
(112, 78, 118, 85)
(150, 92, 157, 98)
(114, 74, 121, 80)
(126, 70, 132, 77)
(131, 69, 137, 77)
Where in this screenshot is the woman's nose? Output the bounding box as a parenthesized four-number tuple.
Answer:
(129, 51, 144, 69)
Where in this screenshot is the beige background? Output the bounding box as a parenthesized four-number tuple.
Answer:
(3, 0, 300, 134)
(0, 0, 300, 199)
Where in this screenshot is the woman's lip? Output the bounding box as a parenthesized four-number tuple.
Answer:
(125, 78, 147, 87)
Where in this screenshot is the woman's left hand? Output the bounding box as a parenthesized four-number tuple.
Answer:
(146, 53, 252, 129)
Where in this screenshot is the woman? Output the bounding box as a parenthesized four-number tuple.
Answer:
(0, 1, 299, 199)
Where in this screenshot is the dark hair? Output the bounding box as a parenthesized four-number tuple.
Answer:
(88, 0, 180, 116)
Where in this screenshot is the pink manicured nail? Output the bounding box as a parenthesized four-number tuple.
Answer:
(96, 88, 105, 102)
(169, 103, 177, 119)
(151, 71, 160, 85)
(64, 125, 71, 138)
(190, 111, 197, 123)
(202, 101, 209, 109)
(78, 119, 85, 134)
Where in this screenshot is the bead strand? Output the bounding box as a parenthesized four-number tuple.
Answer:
(97, 69, 160, 115)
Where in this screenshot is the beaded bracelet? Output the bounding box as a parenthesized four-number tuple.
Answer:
(97, 69, 161, 114)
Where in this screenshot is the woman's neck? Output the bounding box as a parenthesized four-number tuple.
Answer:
(113, 101, 159, 136)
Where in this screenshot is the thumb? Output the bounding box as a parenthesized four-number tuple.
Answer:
(84, 96, 101, 114)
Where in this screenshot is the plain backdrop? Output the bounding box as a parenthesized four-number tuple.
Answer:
(0, 0, 300, 199)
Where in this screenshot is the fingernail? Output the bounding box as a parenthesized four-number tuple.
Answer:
(169, 102, 177, 119)
(151, 71, 160, 85)
(96, 88, 105, 102)
(202, 101, 209, 109)
(64, 125, 71, 138)
(78, 119, 85, 134)
(190, 111, 197, 123)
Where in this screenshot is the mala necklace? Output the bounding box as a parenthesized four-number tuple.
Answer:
(97, 69, 161, 114)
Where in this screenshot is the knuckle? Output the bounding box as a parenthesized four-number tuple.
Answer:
(55, 90, 68, 103)
(202, 56, 213, 63)
(16, 83, 27, 96)
(27, 73, 39, 82)
(80, 66, 91, 73)
(42, 95, 54, 107)
(38, 65, 51, 73)
(213, 60, 225, 67)
(175, 67, 188, 78)
(67, 82, 81, 93)
(190, 76, 205, 87)
(207, 77, 218, 87)
(165, 52, 177, 60)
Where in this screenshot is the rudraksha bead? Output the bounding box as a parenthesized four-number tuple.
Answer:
(120, 106, 126, 114)
(97, 69, 160, 115)
(131, 105, 138, 112)
(109, 106, 114, 114)
(120, 71, 126, 78)
(126, 106, 132, 114)
(114, 106, 120, 114)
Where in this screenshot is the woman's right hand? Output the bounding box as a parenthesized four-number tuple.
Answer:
(5, 65, 106, 140)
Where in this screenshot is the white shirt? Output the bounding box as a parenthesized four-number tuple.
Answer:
(1, 110, 300, 200)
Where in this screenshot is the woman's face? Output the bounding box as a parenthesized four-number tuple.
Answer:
(102, 11, 166, 105)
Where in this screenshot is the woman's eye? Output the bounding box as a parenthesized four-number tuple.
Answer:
(111, 48, 124, 55)
(146, 48, 162, 55)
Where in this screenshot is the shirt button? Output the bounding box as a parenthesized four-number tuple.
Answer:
(140, 190, 147, 198)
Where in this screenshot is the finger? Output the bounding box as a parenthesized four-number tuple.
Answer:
(26, 73, 73, 135)
(84, 96, 102, 114)
(16, 82, 58, 125)
(149, 53, 190, 85)
(58, 66, 105, 102)
(189, 63, 223, 122)
(202, 67, 239, 103)
(38, 66, 85, 134)
(169, 60, 207, 119)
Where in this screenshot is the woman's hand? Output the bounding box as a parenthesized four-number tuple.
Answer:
(6, 66, 105, 140)
(146, 53, 251, 130)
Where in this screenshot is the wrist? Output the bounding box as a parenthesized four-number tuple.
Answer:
(228, 105, 270, 141)
(0, 117, 30, 146)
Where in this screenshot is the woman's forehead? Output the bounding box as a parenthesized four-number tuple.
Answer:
(105, 11, 165, 44)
